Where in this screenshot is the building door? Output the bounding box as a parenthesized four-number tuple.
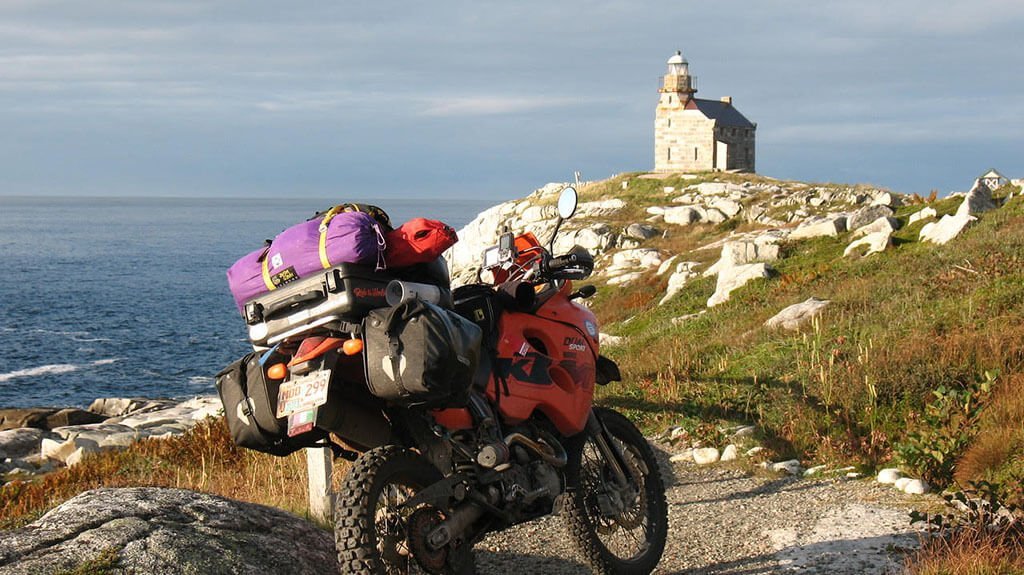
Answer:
(715, 141, 730, 170)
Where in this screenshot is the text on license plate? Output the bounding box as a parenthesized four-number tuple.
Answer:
(276, 370, 331, 418)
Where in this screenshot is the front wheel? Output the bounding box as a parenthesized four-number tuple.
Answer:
(334, 445, 474, 575)
(564, 408, 668, 575)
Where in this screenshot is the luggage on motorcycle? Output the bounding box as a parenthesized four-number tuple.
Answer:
(242, 258, 454, 347)
(215, 352, 327, 456)
(227, 210, 386, 311)
(309, 202, 393, 232)
(364, 297, 482, 407)
(385, 218, 458, 268)
(453, 283, 502, 334)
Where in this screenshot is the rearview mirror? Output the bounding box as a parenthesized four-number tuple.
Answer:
(557, 187, 578, 220)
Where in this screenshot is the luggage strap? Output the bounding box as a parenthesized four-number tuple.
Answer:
(383, 297, 429, 395)
(317, 206, 387, 271)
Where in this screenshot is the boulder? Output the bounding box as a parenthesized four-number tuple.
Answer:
(610, 248, 663, 270)
(847, 205, 895, 231)
(790, 216, 847, 240)
(671, 312, 705, 325)
(894, 477, 913, 491)
(0, 428, 55, 460)
(851, 216, 900, 238)
(956, 181, 997, 216)
(902, 479, 930, 495)
(662, 206, 702, 226)
(656, 255, 679, 276)
(624, 223, 660, 240)
(720, 444, 738, 462)
(877, 468, 903, 484)
(576, 198, 626, 218)
(692, 448, 720, 465)
(872, 192, 902, 207)
(708, 263, 772, 307)
(0, 409, 56, 431)
(44, 409, 106, 429)
(908, 207, 938, 225)
(803, 464, 828, 476)
(659, 262, 701, 305)
(843, 230, 892, 258)
(702, 208, 729, 224)
(769, 459, 802, 475)
(711, 198, 743, 218)
(764, 298, 831, 330)
(87, 398, 152, 418)
(704, 240, 781, 277)
(669, 450, 694, 463)
(0, 487, 336, 575)
(690, 182, 747, 197)
(920, 214, 977, 245)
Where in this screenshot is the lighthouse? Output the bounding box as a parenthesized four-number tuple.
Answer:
(654, 51, 756, 173)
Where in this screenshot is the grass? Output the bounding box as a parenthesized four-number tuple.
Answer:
(905, 529, 1024, 575)
(0, 417, 338, 529)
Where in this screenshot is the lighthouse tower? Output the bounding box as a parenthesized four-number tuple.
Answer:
(654, 51, 756, 173)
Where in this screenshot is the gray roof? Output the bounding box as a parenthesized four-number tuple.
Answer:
(689, 98, 756, 129)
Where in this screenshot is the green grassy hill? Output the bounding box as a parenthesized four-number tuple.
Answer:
(576, 172, 1022, 501)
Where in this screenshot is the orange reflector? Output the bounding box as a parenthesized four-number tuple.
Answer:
(267, 363, 287, 380)
(342, 338, 364, 355)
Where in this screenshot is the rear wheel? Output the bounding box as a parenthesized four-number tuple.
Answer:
(564, 408, 668, 575)
(335, 445, 474, 574)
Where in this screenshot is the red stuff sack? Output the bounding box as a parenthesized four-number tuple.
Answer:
(385, 218, 458, 268)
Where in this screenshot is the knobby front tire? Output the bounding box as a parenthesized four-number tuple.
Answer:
(564, 408, 669, 575)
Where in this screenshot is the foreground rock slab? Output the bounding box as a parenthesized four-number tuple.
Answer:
(0, 487, 336, 575)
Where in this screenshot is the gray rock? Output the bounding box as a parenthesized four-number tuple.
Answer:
(851, 216, 900, 238)
(902, 479, 929, 495)
(790, 216, 847, 240)
(0, 428, 54, 460)
(764, 298, 831, 330)
(877, 468, 903, 484)
(908, 207, 938, 225)
(704, 240, 781, 277)
(956, 181, 998, 216)
(659, 262, 702, 305)
(663, 206, 703, 226)
(847, 205, 895, 232)
(624, 223, 660, 240)
(843, 230, 892, 258)
(708, 263, 772, 307)
(920, 214, 977, 245)
(0, 487, 336, 575)
(692, 448, 721, 465)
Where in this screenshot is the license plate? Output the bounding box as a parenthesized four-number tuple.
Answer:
(276, 369, 331, 418)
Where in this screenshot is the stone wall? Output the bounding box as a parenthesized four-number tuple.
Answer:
(654, 95, 716, 172)
(654, 95, 755, 173)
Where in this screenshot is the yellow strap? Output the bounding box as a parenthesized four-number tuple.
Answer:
(261, 256, 276, 291)
(317, 205, 348, 269)
(318, 227, 331, 269)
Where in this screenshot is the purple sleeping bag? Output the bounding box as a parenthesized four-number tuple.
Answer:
(227, 211, 384, 310)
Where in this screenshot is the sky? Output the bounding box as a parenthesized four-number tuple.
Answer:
(1, 1, 1022, 201)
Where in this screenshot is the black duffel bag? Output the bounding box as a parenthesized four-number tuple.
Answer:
(215, 351, 327, 456)
(364, 297, 482, 407)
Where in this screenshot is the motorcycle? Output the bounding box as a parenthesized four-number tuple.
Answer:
(245, 187, 668, 574)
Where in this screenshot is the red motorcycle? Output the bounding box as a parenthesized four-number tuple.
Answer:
(227, 187, 667, 574)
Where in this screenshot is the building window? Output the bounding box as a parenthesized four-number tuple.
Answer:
(667, 148, 671, 162)
(694, 147, 698, 161)
(667, 118, 671, 127)
(668, 95, 672, 104)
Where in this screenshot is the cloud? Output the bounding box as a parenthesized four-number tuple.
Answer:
(417, 96, 587, 117)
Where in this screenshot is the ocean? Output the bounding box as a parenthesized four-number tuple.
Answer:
(0, 196, 493, 408)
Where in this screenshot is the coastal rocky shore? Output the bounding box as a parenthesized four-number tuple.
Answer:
(0, 396, 221, 483)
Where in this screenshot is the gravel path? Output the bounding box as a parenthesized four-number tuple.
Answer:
(476, 444, 925, 574)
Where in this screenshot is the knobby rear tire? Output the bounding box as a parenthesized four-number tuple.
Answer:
(564, 408, 669, 575)
(334, 445, 474, 574)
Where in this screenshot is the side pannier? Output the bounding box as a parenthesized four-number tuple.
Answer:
(364, 297, 482, 407)
(215, 351, 327, 456)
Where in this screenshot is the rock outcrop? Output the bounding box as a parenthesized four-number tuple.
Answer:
(765, 298, 831, 330)
(708, 263, 772, 307)
(0, 487, 336, 575)
(920, 214, 977, 245)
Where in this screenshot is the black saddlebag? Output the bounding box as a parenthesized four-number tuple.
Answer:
(364, 297, 482, 407)
(215, 352, 327, 456)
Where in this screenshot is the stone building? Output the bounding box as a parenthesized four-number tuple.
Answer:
(654, 51, 756, 173)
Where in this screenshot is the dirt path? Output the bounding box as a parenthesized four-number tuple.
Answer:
(476, 446, 924, 574)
